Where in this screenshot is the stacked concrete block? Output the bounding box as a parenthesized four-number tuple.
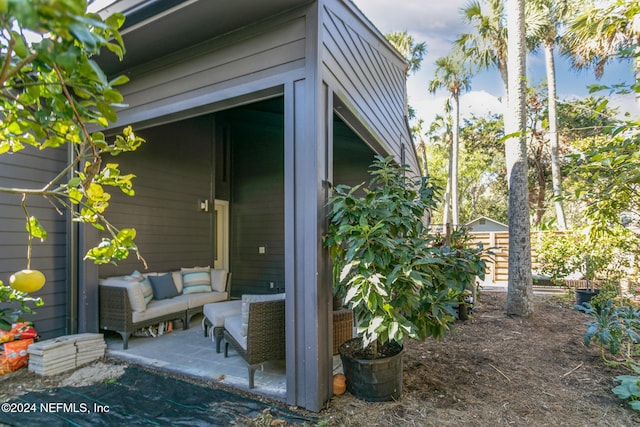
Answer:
(28, 333, 106, 376)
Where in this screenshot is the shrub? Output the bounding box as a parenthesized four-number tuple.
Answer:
(325, 156, 487, 356)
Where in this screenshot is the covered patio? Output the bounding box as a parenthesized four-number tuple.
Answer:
(77, 0, 418, 411)
(104, 313, 291, 401)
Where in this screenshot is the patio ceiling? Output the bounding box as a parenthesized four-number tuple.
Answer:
(96, 0, 312, 75)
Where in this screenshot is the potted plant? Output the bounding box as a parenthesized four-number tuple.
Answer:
(575, 254, 601, 306)
(325, 156, 487, 401)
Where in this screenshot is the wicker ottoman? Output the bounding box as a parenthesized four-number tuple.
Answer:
(333, 308, 354, 355)
(202, 300, 242, 353)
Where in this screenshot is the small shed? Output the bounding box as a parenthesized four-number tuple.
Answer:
(465, 216, 509, 233)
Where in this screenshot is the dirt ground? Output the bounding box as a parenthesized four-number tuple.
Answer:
(1, 291, 639, 426)
(322, 291, 640, 426)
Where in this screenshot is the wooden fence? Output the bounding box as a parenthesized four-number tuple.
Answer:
(468, 231, 563, 284)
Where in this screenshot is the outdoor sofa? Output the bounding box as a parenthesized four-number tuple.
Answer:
(99, 267, 230, 349)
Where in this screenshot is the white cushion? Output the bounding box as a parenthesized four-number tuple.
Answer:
(99, 277, 147, 313)
(203, 300, 242, 327)
(241, 293, 285, 336)
(131, 298, 188, 323)
(224, 314, 246, 350)
(210, 269, 228, 292)
(184, 291, 228, 309)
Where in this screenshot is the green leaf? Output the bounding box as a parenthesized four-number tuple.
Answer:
(97, 102, 117, 123)
(55, 46, 81, 69)
(344, 286, 359, 305)
(103, 89, 123, 103)
(69, 23, 98, 49)
(109, 75, 129, 86)
(339, 262, 355, 283)
(68, 188, 83, 204)
(26, 216, 47, 241)
(612, 376, 640, 399)
(12, 31, 27, 58)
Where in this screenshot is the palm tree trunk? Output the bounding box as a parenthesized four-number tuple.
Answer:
(544, 41, 567, 230)
(418, 139, 432, 229)
(443, 141, 453, 228)
(419, 140, 429, 177)
(452, 92, 460, 228)
(505, 0, 533, 317)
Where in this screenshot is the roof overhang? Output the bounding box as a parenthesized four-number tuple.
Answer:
(96, 0, 312, 75)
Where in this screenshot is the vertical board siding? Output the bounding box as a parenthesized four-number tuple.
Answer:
(227, 107, 285, 297)
(320, 1, 419, 174)
(98, 116, 215, 277)
(0, 148, 68, 339)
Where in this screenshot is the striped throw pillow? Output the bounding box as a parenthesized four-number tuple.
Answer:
(128, 270, 154, 306)
(181, 267, 212, 294)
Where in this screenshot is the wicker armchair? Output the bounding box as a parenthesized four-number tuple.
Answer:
(223, 299, 286, 388)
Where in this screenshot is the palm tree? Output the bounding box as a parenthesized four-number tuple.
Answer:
(456, 0, 548, 98)
(411, 119, 429, 177)
(456, 0, 509, 96)
(426, 111, 453, 226)
(563, 0, 640, 82)
(527, 0, 575, 230)
(386, 31, 427, 76)
(505, 0, 533, 316)
(429, 53, 472, 228)
(386, 31, 427, 118)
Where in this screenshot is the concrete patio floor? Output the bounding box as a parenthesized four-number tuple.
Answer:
(104, 313, 288, 402)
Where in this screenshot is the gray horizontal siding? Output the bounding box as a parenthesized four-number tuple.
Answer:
(320, 0, 419, 174)
(98, 116, 215, 277)
(113, 10, 307, 128)
(0, 146, 68, 339)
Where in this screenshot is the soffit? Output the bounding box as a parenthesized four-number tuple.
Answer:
(97, 0, 311, 74)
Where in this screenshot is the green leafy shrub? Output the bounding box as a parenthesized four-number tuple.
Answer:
(535, 231, 586, 285)
(536, 227, 638, 290)
(613, 375, 640, 412)
(325, 156, 487, 356)
(576, 300, 640, 368)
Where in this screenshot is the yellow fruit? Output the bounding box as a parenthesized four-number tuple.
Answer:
(9, 270, 46, 293)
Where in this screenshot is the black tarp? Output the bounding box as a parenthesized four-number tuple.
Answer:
(0, 366, 315, 426)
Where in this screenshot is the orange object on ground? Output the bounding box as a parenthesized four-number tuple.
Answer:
(0, 338, 34, 375)
(0, 322, 38, 344)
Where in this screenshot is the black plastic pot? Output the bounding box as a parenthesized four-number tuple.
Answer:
(575, 288, 599, 306)
(338, 338, 404, 401)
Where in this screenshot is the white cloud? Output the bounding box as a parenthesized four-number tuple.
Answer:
(352, 0, 638, 125)
(460, 91, 505, 119)
(610, 94, 640, 119)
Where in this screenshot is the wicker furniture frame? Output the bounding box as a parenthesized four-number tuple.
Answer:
(99, 285, 187, 350)
(224, 299, 286, 388)
(99, 273, 231, 350)
(332, 308, 354, 355)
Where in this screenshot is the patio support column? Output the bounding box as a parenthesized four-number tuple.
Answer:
(284, 2, 333, 412)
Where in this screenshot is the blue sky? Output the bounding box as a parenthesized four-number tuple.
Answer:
(352, 0, 639, 126)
